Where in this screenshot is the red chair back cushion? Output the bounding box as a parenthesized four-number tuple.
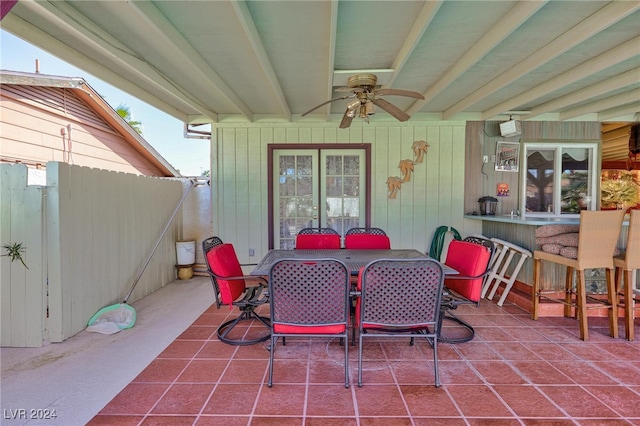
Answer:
(295, 234, 341, 249)
(344, 234, 391, 250)
(443, 240, 490, 302)
(206, 243, 246, 305)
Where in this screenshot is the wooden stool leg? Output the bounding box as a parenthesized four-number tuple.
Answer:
(532, 257, 541, 320)
(615, 268, 634, 341)
(624, 270, 634, 341)
(615, 266, 623, 308)
(565, 267, 574, 318)
(606, 267, 618, 339)
(576, 270, 588, 341)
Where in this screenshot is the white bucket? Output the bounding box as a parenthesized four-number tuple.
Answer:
(176, 240, 196, 265)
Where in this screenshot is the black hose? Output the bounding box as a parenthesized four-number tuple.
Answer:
(429, 226, 462, 260)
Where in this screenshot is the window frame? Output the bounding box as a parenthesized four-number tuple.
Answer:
(519, 141, 600, 218)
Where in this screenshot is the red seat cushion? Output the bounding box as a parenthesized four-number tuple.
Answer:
(273, 324, 346, 334)
(355, 264, 436, 329)
(443, 240, 490, 302)
(344, 234, 391, 249)
(295, 234, 341, 249)
(206, 243, 246, 305)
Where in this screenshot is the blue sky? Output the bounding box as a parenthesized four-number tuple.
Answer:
(1, 30, 210, 177)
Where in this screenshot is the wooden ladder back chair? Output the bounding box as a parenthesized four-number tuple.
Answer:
(531, 210, 626, 341)
(268, 258, 351, 387)
(344, 227, 391, 249)
(615, 209, 640, 341)
(356, 258, 445, 387)
(295, 227, 341, 249)
(483, 238, 532, 307)
(202, 237, 270, 345)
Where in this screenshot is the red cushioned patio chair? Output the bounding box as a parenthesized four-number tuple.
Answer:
(202, 236, 270, 345)
(356, 258, 445, 387)
(344, 227, 391, 249)
(267, 258, 351, 387)
(295, 227, 341, 249)
(439, 238, 492, 343)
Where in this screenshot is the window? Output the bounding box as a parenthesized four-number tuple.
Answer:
(521, 142, 599, 217)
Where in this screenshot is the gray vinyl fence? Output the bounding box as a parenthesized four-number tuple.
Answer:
(1, 162, 184, 347)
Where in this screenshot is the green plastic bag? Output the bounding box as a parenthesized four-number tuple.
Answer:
(86, 303, 136, 334)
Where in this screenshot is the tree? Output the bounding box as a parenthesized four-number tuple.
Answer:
(412, 140, 430, 163)
(386, 176, 402, 199)
(398, 159, 414, 182)
(116, 104, 143, 135)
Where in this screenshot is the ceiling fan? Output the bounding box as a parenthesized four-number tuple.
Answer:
(301, 73, 425, 129)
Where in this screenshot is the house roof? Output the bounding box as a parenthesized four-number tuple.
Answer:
(0, 70, 180, 177)
(1, 1, 638, 128)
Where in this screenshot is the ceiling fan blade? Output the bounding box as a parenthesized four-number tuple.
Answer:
(301, 94, 355, 116)
(339, 108, 354, 128)
(372, 98, 411, 122)
(376, 88, 425, 99)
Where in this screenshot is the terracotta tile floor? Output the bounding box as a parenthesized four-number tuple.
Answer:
(88, 301, 640, 425)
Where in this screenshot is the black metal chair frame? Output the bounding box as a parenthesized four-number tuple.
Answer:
(357, 258, 445, 388)
(439, 236, 495, 344)
(268, 258, 351, 387)
(202, 236, 271, 346)
(345, 227, 387, 236)
(297, 227, 340, 235)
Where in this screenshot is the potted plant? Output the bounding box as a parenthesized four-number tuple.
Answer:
(601, 170, 640, 210)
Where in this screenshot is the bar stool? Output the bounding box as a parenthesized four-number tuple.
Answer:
(614, 209, 640, 341)
(531, 209, 626, 341)
(483, 238, 532, 306)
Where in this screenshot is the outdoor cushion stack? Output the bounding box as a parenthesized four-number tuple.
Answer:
(535, 224, 620, 259)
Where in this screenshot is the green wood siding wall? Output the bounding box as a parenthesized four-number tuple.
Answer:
(212, 121, 482, 264)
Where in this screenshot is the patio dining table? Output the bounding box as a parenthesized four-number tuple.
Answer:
(250, 249, 458, 276)
(251, 248, 463, 344)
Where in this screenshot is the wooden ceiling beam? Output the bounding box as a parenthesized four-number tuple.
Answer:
(408, 0, 545, 117)
(522, 68, 640, 120)
(231, 1, 289, 120)
(7, 0, 221, 121)
(385, 1, 443, 90)
(559, 88, 640, 120)
(444, 1, 640, 119)
(323, 1, 339, 121)
(483, 36, 640, 120)
(129, 0, 253, 119)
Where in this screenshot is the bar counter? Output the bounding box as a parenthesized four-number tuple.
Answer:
(464, 213, 632, 293)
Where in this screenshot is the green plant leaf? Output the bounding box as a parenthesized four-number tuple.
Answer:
(2, 242, 29, 269)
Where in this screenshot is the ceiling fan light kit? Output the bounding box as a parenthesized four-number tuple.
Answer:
(302, 73, 425, 129)
(365, 101, 375, 116)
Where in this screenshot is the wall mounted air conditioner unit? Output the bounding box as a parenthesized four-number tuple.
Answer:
(500, 120, 521, 138)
